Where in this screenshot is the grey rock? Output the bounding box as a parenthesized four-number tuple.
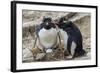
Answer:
(23, 48, 34, 62)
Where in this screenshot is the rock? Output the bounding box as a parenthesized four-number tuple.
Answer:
(45, 53, 55, 61)
(35, 53, 46, 60)
(46, 49, 53, 53)
(23, 48, 34, 62)
(23, 48, 46, 62)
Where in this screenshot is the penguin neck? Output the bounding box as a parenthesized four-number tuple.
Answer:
(43, 27, 54, 31)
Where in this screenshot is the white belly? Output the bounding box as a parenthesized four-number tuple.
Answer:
(59, 29, 68, 50)
(38, 28, 58, 48)
(59, 29, 76, 57)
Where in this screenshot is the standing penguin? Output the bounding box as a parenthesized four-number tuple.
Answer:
(57, 17, 86, 58)
(36, 17, 59, 53)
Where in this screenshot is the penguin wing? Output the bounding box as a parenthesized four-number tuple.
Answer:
(35, 25, 42, 36)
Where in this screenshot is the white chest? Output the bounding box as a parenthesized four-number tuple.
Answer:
(59, 29, 68, 49)
(59, 29, 68, 41)
(38, 28, 58, 48)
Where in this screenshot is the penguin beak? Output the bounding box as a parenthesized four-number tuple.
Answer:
(44, 22, 51, 29)
(46, 22, 49, 26)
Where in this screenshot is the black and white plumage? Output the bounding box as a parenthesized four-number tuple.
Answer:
(58, 17, 86, 58)
(36, 18, 59, 53)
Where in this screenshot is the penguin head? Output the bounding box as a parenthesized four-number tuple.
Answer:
(57, 17, 67, 29)
(59, 17, 67, 24)
(41, 17, 55, 30)
(58, 17, 71, 29)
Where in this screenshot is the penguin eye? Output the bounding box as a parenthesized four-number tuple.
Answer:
(43, 18, 52, 22)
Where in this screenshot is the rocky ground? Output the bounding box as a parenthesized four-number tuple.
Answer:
(22, 10, 91, 63)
